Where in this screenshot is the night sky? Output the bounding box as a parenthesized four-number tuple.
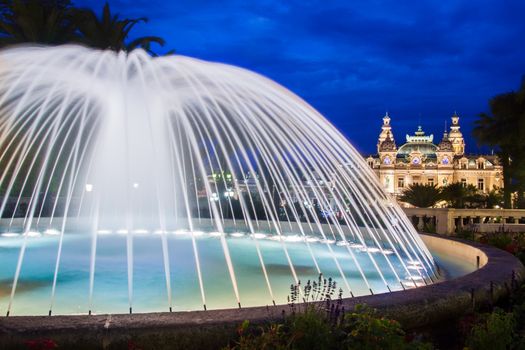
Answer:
(77, 0, 525, 154)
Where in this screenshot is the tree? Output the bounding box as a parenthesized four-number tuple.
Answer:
(441, 183, 484, 209)
(74, 2, 165, 54)
(0, 1, 167, 54)
(0, 0, 77, 47)
(485, 188, 504, 208)
(473, 78, 525, 208)
(399, 183, 441, 208)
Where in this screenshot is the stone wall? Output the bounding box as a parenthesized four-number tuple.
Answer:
(403, 207, 525, 234)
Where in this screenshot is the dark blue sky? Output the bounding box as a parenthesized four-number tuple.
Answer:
(77, 0, 525, 154)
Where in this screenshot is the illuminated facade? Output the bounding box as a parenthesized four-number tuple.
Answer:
(366, 112, 503, 198)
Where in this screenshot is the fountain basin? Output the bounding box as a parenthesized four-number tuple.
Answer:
(0, 233, 522, 350)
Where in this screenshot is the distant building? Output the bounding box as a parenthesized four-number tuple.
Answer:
(365, 112, 503, 199)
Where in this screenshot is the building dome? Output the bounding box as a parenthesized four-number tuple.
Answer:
(397, 142, 438, 156)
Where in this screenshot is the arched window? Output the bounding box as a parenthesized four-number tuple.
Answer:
(477, 160, 485, 169)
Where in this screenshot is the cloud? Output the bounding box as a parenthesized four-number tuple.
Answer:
(74, 0, 525, 153)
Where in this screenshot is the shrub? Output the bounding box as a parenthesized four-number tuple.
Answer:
(226, 305, 434, 350)
(340, 304, 432, 350)
(465, 308, 515, 350)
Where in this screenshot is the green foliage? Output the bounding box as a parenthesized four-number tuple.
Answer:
(225, 320, 290, 350)
(288, 305, 336, 350)
(74, 2, 165, 54)
(485, 233, 513, 251)
(0, 0, 167, 53)
(0, 0, 77, 46)
(486, 188, 505, 208)
(465, 308, 515, 350)
(399, 183, 441, 208)
(473, 78, 525, 208)
(226, 304, 433, 350)
(226, 277, 433, 350)
(440, 183, 478, 208)
(341, 304, 414, 350)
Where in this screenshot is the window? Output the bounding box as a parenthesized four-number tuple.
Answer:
(478, 178, 484, 191)
(461, 162, 467, 169)
(461, 178, 467, 187)
(397, 177, 405, 188)
(412, 176, 420, 185)
(478, 161, 485, 170)
(367, 160, 374, 168)
(428, 178, 434, 186)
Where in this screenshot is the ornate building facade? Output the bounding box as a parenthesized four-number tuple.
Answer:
(366, 112, 503, 198)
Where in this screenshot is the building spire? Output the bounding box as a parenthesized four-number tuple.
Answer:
(377, 112, 395, 153)
(448, 111, 464, 156)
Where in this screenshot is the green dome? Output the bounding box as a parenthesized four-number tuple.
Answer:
(397, 142, 438, 156)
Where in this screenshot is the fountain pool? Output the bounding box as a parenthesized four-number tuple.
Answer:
(0, 227, 475, 316)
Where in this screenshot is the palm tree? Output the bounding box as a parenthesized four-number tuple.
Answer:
(473, 78, 525, 208)
(440, 183, 483, 208)
(0, 0, 77, 47)
(485, 188, 504, 208)
(74, 2, 165, 54)
(399, 183, 442, 208)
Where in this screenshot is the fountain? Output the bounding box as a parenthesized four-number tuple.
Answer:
(0, 45, 441, 316)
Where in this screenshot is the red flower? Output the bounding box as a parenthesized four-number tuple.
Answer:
(24, 338, 57, 350)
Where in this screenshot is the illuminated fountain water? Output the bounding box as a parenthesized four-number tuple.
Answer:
(0, 45, 439, 316)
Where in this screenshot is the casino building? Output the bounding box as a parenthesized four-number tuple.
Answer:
(365, 112, 503, 199)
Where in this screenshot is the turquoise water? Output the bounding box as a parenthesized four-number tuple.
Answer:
(0, 232, 475, 316)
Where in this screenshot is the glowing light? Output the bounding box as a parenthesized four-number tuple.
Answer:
(133, 229, 148, 234)
(336, 241, 349, 247)
(1, 233, 19, 237)
(403, 278, 426, 288)
(97, 229, 112, 234)
(407, 260, 422, 266)
(132, 183, 139, 189)
(251, 233, 267, 239)
(192, 231, 205, 237)
(283, 235, 303, 242)
(230, 232, 244, 238)
(174, 230, 189, 236)
(85, 184, 93, 192)
(209, 232, 223, 237)
(116, 229, 129, 234)
(405, 275, 424, 281)
(210, 193, 219, 202)
(359, 247, 382, 253)
(24, 231, 41, 237)
(320, 239, 335, 244)
(305, 236, 319, 243)
(44, 229, 60, 236)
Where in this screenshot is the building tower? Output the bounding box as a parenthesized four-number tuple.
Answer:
(377, 112, 395, 154)
(448, 112, 465, 156)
